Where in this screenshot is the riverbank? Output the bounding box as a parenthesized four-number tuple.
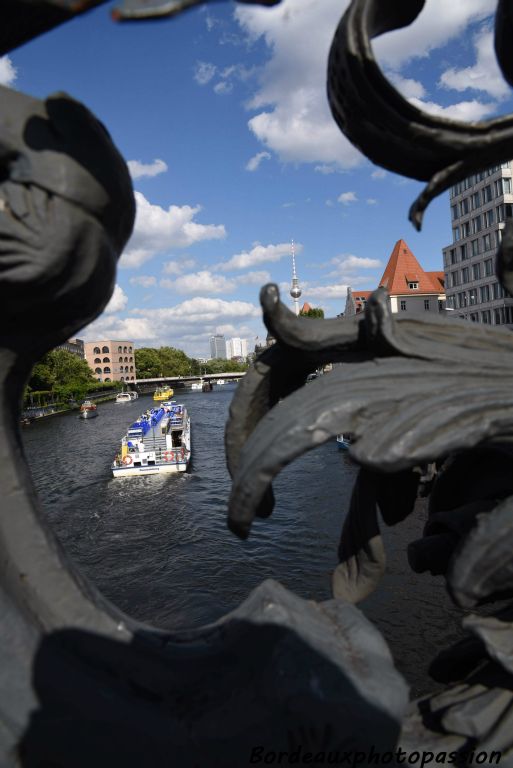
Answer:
(21, 391, 120, 422)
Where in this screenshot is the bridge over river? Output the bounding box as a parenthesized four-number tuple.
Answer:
(132, 372, 245, 391)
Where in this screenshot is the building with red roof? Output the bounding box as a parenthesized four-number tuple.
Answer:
(344, 240, 446, 317)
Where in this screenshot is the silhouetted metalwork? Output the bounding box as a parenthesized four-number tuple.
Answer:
(2, 0, 513, 765)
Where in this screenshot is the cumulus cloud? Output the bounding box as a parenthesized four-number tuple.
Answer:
(127, 159, 168, 180)
(304, 284, 349, 299)
(0, 56, 17, 87)
(386, 73, 426, 100)
(120, 191, 226, 269)
(330, 255, 381, 271)
(103, 284, 128, 313)
(218, 241, 300, 271)
(162, 258, 196, 275)
(236, 270, 271, 285)
(366, 198, 378, 205)
(129, 275, 157, 288)
(246, 151, 271, 171)
(173, 271, 237, 294)
(234, 0, 499, 170)
(338, 191, 358, 205)
(194, 61, 217, 85)
(371, 169, 387, 180)
(439, 27, 510, 100)
(373, 0, 496, 69)
(81, 297, 262, 356)
(408, 96, 496, 121)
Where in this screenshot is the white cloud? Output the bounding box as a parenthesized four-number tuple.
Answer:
(338, 191, 357, 205)
(120, 191, 226, 269)
(366, 198, 378, 206)
(439, 27, 511, 100)
(408, 96, 496, 121)
(219, 241, 300, 271)
(246, 151, 271, 171)
(0, 56, 17, 87)
(173, 271, 237, 294)
(162, 258, 196, 275)
(214, 80, 233, 95)
(371, 169, 387, 180)
(305, 284, 349, 299)
(373, 0, 497, 69)
(127, 159, 168, 180)
(329, 255, 381, 273)
(81, 297, 263, 356)
(386, 73, 426, 100)
(236, 270, 271, 285)
(315, 165, 339, 175)
(234, 0, 499, 170)
(194, 61, 217, 85)
(235, 0, 363, 169)
(103, 284, 128, 313)
(129, 275, 157, 288)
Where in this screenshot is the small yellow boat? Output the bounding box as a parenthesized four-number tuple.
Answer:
(153, 386, 174, 401)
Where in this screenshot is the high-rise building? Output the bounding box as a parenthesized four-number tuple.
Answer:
(210, 334, 227, 359)
(442, 161, 513, 325)
(83, 340, 136, 382)
(344, 239, 445, 317)
(226, 337, 248, 359)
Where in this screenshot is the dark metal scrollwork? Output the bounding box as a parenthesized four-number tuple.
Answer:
(3, 0, 513, 765)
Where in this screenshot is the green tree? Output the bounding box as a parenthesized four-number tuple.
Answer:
(299, 307, 325, 319)
(134, 348, 162, 378)
(204, 358, 248, 374)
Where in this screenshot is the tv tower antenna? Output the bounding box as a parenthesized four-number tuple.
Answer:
(289, 239, 302, 316)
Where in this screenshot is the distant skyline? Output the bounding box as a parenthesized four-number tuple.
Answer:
(2, 0, 511, 357)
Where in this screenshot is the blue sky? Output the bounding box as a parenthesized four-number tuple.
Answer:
(2, 0, 511, 357)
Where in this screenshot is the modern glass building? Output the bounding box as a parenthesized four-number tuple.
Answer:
(442, 161, 513, 325)
(209, 334, 227, 359)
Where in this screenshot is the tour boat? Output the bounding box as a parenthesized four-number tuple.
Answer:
(115, 392, 132, 404)
(153, 386, 174, 401)
(78, 400, 98, 419)
(112, 402, 191, 477)
(129, 391, 138, 400)
(190, 380, 203, 391)
(216, 379, 225, 386)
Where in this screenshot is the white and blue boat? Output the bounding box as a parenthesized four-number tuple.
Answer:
(112, 401, 191, 477)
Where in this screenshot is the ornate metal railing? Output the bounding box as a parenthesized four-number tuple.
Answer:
(2, 1, 513, 765)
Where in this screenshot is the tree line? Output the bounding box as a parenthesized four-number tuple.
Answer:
(134, 347, 248, 378)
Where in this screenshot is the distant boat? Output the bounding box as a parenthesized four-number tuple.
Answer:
(112, 402, 191, 477)
(153, 386, 174, 401)
(190, 380, 203, 391)
(78, 400, 98, 419)
(216, 379, 225, 386)
(115, 392, 132, 404)
(336, 434, 352, 450)
(129, 391, 138, 400)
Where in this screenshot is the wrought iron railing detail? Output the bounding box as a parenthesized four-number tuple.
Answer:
(3, 0, 513, 765)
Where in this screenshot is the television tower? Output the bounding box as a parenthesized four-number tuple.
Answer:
(289, 239, 302, 316)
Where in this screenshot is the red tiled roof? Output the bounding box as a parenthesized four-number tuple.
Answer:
(301, 302, 312, 313)
(427, 271, 445, 290)
(353, 291, 373, 300)
(379, 240, 443, 295)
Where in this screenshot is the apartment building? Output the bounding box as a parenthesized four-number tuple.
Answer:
(83, 340, 136, 382)
(226, 337, 248, 359)
(442, 161, 513, 325)
(56, 338, 84, 357)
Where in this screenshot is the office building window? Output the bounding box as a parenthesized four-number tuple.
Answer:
(482, 310, 491, 324)
(462, 267, 469, 283)
(471, 216, 482, 234)
(493, 282, 503, 299)
(471, 191, 480, 209)
(495, 309, 502, 325)
(459, 243, 467, 260)
(462, 220, 471, 236)
(482, 185, 493, 203)
(473, 263, 481, 280)
(453, 226, 460, 242)
(484, 209, 495, 228)
(470, 313, 479, 322)
(471, 239, 480, 256)
(483, 233, 492, 251)
(460, 197, 469, 215)
(484, 258, 493, 276)
(469, 288, 477, 304)
(480, 285, 490, 302)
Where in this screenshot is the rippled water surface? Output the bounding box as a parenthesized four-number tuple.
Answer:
(22, 386, 466, 697)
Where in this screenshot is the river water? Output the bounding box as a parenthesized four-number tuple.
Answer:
(21, 385, 467, 698)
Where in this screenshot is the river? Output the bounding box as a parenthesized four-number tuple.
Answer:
(21, 384, 467, 698)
